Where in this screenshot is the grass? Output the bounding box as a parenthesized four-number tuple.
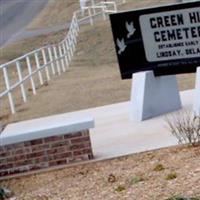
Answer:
(130, 175, 144, 184)
(0, 30, 66, 64)
(165, 172, 177, 180)
(115, 185, 126, 192)
(153, 164, 165, 171)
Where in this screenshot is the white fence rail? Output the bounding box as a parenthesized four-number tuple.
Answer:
(0, 0, 125, 115)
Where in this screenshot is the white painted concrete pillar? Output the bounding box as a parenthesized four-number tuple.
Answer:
(193, 67, 200, 116)
(130, 71, 182, 121)
(16, 61, 27, 103)
(3, 67, 15, 114)
(26, 56, 37, 95)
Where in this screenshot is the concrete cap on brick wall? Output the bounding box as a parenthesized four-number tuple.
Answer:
(0, 114, 95, 146)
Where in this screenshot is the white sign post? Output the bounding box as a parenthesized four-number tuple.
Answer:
(193, 67, 200, 116)
(110, 2, 199, 121)
(130, 71, 182, 121)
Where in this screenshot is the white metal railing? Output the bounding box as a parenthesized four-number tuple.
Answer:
(0, 0, 125, 115)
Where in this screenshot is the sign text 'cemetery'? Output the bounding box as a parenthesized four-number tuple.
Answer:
(110, 1, 200, 78)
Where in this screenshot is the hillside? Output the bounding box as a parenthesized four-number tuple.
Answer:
(0, 0, 196, 126)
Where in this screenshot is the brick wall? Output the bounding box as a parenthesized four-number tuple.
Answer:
(0, 129, 93, 179)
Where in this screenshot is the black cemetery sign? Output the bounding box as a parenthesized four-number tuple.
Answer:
(109, 1, 200, 79)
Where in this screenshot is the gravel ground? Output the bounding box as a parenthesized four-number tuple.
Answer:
(1, 145, 200, 200)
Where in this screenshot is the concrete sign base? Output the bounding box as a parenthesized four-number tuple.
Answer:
(193, 67, 200, 117)
(130, 71, 182, 121)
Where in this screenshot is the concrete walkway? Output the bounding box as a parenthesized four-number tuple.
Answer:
(1, 89, 194, 161)
(56, 89, 194, 160)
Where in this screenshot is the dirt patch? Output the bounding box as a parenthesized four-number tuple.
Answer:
(1, 145, 200, 200)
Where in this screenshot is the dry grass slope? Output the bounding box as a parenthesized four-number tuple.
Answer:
(0, 30, 66, 64)
(0, 0, 196, 127)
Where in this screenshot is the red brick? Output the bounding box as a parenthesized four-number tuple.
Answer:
(9, 166, 30, 175)
(31, 144, 50, 152)
(0, 158, 7, 165)
(46, 154, 54, 161)
(18, 166, 30, 172)
(24, 139, 43, 146)
(14, 160, 32, 167)
(12, 149, 23, 155)
(71, 136, 90, 144)
(26, 151, 45, 159)
(73, 150, 83, 156)
(31, 139, 44, 145)
(73, 148, 92, 156)
(70, 143, 85, 150)
(4, 142, 24, 150)
(23, 141, 31, 147)
(53, 152, 72, 160)
(0, 151, 10, 157)
(50, 140, 69, 148)
(33, 156, 48, 164)
(82, 148, 93, 154)
(49, 159, 67, 167)
(84, 142, 91, 148)
(0, 147, 5, 152)
(12, 147, 30, 155)
(47, 147, 65, 155)
(48, 161, 56, 167)
(64, 132, 82, 139)
(29, 165, 43, 171)
(0, 170, 9, 177)
(29, 163, 49, 171)
(70, 142, 91, 150)
(0, 163, 13, 170)
(7, 154, 27, 163)
(0, 129, 93, 178)
(44, 136, 63, 143)
(8, 169, 19, 175)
